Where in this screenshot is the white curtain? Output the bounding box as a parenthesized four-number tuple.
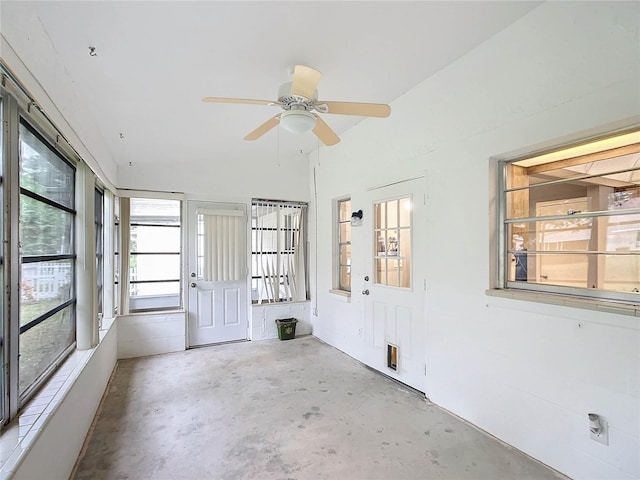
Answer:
(200, 209, 244, 282)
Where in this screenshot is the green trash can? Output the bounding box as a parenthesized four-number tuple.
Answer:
(275, 318, 298, 340)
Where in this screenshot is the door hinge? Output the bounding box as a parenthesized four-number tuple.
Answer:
(423, 279, 427, 291)
(424, 363, 427, 376)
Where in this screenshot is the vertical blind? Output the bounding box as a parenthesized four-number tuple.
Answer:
(200, 208, 244, 282)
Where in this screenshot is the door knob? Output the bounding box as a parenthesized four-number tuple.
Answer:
(362, 289, 370, 295)
(191, 282, 197, 288)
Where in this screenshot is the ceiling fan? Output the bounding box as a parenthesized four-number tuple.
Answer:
(202, 65, 391, 146)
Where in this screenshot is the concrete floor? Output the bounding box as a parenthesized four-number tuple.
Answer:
(73, 337, 565, 480)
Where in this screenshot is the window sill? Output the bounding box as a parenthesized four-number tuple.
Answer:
(122, 308, 185, 317)
(251, 300, 310, 307)
(329, 289, 351, 302)
(486, 288, 640, 317)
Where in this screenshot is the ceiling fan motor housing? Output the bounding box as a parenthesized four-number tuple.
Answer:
(278, 81, 317, 110)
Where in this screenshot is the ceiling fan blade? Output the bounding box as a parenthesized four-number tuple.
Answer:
(318, 101, 391, 118)
(244, 115, 280, 141)
(202, 97, 274, 106)
(312, 115, 340, 146)
(291, 65, 322, 99)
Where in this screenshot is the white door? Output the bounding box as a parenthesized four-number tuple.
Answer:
(362, 177, 426, 392)
(187, 201, 248, 347)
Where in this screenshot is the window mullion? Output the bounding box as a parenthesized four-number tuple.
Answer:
(505, 208, 640, 224)
(4, 93, 21, 422)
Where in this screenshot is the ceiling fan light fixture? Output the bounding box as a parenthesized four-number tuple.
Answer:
(280, 109, 316, 134)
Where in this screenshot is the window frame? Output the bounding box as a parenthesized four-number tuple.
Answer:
(0, 93, 5, 425)
(95, 187, 104, 327)
(1, 64, 111, 428)
(373, 196, 412, 289)
(17, 118, 77, 401)
(124, 196, 183, 313)
(336, 197, 352, 292)
(496, 128, 640, 306)
(251, 199, 308, 304)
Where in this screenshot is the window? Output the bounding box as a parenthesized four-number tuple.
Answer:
(251, 200, 308, 303)
(337, 198, 351, 291)
(374, 197, 412, 288)
(128, 198, 181, 312)
(499, 129, 640, 303)
(1, 66, 107, 426)
(95, 188, 104, 326)
(19, 120, 76, 397)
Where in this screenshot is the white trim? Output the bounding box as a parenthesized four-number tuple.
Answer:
(116, 189, 184, 200)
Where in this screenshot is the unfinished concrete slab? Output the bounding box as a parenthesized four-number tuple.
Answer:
(73, 337, 565, 480)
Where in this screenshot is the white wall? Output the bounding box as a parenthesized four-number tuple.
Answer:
(117, 312, 186, 359)
(309, 3, 639, 479)
(251, 301, 312, 340)
(116, 153, 310, 203)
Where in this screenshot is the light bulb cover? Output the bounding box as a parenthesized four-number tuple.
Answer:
(280, 109, 316, 134)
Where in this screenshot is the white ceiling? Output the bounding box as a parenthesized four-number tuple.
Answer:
(1, 1, 541, 181)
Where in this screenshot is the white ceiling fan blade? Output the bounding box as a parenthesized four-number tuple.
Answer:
(312, 115, 340, 146)
(317, 101, 391, 118)
(291, 65, 322, 99)
(244, 115, 280, 141)
(202, 97, 275, 106)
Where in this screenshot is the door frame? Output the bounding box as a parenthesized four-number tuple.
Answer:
(185, 200, 250, 348)
(362, 176, 427, 393)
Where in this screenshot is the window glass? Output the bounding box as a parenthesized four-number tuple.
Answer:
(130, 254, 180, 283)
(502, 130, 640, 300)
(374, 197, 412, 288)
(19, 196, 74, 255)
(129, 198, 181, 311)
(19, 124, 74, 209)
(130, 225, 180, 252)
(19, 120, 76, 397)
(95, 189, 104, 317)
(20, 259, 73, 326)
(19, 306, 74, 393)
(337, 198, 352, 291)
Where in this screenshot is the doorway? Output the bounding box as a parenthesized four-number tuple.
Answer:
(187, 201, 248, 347)
(362, 177, 426, 391)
